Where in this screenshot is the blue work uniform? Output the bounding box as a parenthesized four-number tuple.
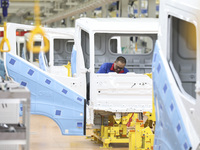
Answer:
(97, 63, 129, 73)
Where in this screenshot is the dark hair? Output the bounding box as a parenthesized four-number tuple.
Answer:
(116, 56, 126, 64)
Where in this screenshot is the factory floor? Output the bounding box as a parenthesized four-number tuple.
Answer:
(30, 115, 129, 150)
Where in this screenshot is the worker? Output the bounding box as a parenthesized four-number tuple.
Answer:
(87, 56, 129, 100)
(97, 56, 129, 73)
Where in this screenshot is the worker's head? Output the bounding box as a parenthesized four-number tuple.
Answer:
(114, 56, 126, 73)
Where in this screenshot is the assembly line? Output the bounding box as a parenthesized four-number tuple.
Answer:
(0, 0, 200, 150)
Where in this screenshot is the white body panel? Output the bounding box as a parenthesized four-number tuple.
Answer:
(5, 23, 86, 98)
(75, 18, 158, 125)
(90, 73, 152, 112)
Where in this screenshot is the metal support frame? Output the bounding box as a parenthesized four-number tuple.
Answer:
(0, 81, 30, 150)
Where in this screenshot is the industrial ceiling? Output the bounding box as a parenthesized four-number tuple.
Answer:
(0, 0, 119, 25)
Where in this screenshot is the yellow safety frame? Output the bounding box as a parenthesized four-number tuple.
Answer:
(0, 22, 11, 52)
(27, 1, 49, 53)
(91, 73, 156, 149)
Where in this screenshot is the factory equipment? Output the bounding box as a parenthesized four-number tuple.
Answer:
(0, 80, 30, 150)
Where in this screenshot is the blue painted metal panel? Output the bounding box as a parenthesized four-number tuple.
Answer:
(39, 52, 47, 71)
(0, 58, 5, 79)
(6, 52, 85, 135)
(152, 41, 192, 150)
(71, 45, 77, 76)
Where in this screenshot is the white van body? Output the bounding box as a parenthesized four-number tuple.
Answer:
(4, 23, 86, 135)
(74, 18, 158, 125)
(4, 23, 85, 97)
(152, 0, 200, 149)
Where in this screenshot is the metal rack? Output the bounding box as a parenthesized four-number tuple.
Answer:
(0, 81, 30, 150)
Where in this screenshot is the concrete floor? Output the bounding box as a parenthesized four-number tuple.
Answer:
(30, 115, 129, 150)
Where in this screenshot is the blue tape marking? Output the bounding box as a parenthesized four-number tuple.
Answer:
(55, 110, 61, 116)
(77, 97, 82, 102)
(157, 63, 161, 73)
(9, 59, 16, 65)
(45, 79, 51, 85)
(170, 103, 174, 111)
(163, 84, 167, 93)
(62, 89, 68, 94)
(77, 122, 82, 128)
(21, 81, 27, 87)
(177, 123, 181, 132)
(28, 69, 34, 76)
(184, 142, 188, 150)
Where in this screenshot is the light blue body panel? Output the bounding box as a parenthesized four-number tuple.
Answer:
(39, 52, 47, 71)
(71, 46, 77, 76)
(0, 58, 5, 79)
(6, 52, 85, 135)
(152, 41, 191, 150)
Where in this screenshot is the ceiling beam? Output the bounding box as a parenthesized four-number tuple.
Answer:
(0, 1, 53, 16)
(9, 2, 52, 7)
(41, 0, 118, 24)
